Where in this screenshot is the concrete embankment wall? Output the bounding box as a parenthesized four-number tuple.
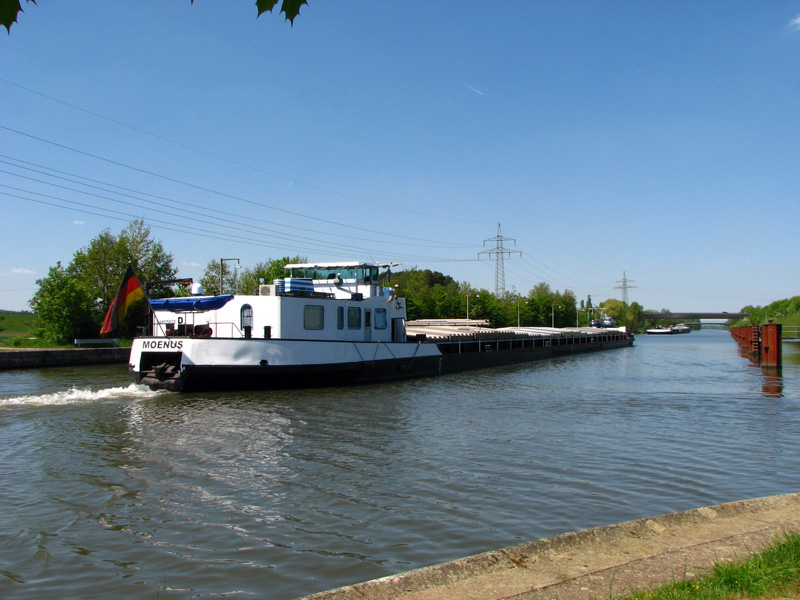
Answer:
(0, 348, 129, 370)
(298, 493, 800, 600)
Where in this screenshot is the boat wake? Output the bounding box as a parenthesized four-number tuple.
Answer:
(1, 383, 161, 407)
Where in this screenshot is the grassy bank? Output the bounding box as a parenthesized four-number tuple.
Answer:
(0, 311, 133, 349)
(0, 311, 36, 336)
(616, 530, 800, 600)
(0, 312, 51, 348)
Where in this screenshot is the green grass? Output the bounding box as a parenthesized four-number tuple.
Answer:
(0, 336, 132, 349)
(0, 311, 37, 336)
(0, 311, 133, 349)
(0, 312, 51, 348)
(780, 313, 800, 327)
(614, 530, 800, 600)
(0, 336, 68, 349)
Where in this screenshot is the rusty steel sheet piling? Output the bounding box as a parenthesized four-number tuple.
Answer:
(761, 322, 782, 367)
(730, 322, 783, 368)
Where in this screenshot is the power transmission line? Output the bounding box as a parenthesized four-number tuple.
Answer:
(479, 223, 521, 297)
(0, 127, 477, 247)
(615, 271, 637, 304)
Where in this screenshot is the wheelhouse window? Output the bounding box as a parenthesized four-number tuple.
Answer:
(304, 305, 324, 330)
(241, 304, 253, 329)
(347, 307, 361, 330)
(360, 266, 380, 284)
(375, 308, 387, 329)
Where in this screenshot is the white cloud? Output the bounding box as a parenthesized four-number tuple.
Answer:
(791, 14, 800, 31)
(183, 262, 201, 267)
(12, 268, 35, 275)
(73, 220, 86, 225)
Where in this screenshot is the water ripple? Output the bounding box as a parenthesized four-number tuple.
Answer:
(0, 332, 798, 599)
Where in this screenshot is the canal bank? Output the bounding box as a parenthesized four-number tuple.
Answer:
(297, 493, 800, 600)
(0, 347, 129, 369)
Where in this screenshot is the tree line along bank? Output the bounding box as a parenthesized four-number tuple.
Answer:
(19, 220, 792, 347)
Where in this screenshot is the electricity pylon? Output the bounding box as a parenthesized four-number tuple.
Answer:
(479, 223, 521, 297)
(615, 271, 636, 304)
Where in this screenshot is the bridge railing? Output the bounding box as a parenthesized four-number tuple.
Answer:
(782, 326, 800, 341)
(643, 312, 749, 320)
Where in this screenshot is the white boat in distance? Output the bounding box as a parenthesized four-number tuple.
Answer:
(129, 261, 634, 392)
(646, 324, 692, 335)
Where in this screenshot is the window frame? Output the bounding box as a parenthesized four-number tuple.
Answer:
(347, 306, 361, 330)
(240, 304, 253, 329)
(374, 308, 387, 329)
(303, 305, 325, 330)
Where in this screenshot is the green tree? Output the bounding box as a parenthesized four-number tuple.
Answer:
(200, 259, 238, 296)
(599, 298, 627, 324)
(556, 289, 578, 328)
(462, 287, 494, 323)
(69, 219, 176, 308)
(200, 255, 307, 296)
(527, 282, 555, 326)
(732, 296, 800, 327)
(68, 219, 176, 338)
(391, 268, 461, 321)
(597, 298, 650, 331)
(238, 255, 308, 294)
(626, 301, 645, 331)
(29, 263, 97, 344)
(430, 281, 461, 319)
(30, 220, 177, 340)
(1, 0, 307, 33)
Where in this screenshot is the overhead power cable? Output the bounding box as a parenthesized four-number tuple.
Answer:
(1, 186, 474, 263)
(0, 125, 479, 247)
(0, 77, 482, 224)
(0, 156, 472, 251)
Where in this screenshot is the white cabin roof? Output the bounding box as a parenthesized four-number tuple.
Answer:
(284, 261, 389, 270)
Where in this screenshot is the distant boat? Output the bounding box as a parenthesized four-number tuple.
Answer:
(646, 324, 691, 335)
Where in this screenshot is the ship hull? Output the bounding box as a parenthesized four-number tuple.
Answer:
(130, 332, 633, 392)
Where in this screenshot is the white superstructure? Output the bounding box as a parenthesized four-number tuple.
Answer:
(148, 262, 407, 344)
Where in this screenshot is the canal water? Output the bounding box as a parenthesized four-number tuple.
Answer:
(1, 331, 798, 599)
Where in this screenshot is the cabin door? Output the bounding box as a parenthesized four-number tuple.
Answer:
(241, 304, 253, 338)
(364, 310, 372, 342)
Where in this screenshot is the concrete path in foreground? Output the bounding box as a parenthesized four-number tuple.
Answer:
(297, 493, 800, 600)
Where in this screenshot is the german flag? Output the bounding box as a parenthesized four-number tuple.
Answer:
(100, 264, 147, 336)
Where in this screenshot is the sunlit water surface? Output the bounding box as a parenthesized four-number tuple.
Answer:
(1, 331, 798, 599)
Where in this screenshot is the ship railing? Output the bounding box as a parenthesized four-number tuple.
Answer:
(206, 321, 243, 339)
(151, 318, 244, 339)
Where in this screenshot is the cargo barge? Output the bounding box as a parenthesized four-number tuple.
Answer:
(129, 261, 633, 392)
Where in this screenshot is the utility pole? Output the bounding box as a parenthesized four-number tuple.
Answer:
(220, 258, 241, 295)
(615, 271, 636, 304)
(479, 223, 521, 297)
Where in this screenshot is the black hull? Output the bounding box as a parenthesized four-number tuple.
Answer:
(137, 334, 633, 393)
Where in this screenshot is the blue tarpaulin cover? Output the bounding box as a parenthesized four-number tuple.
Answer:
(150, 295, 234, 312)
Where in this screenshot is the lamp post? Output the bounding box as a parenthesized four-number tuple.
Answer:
(467, 291, 479, 320)
(219, 258, 240, 294)
(551, 304, 561, 328)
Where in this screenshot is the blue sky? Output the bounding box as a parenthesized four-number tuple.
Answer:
(1, 1, 798, 313)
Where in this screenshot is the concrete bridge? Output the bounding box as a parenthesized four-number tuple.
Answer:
(642, 312, 749, 320)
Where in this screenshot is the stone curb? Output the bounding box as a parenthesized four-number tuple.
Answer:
(296, 493, 800, 600)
